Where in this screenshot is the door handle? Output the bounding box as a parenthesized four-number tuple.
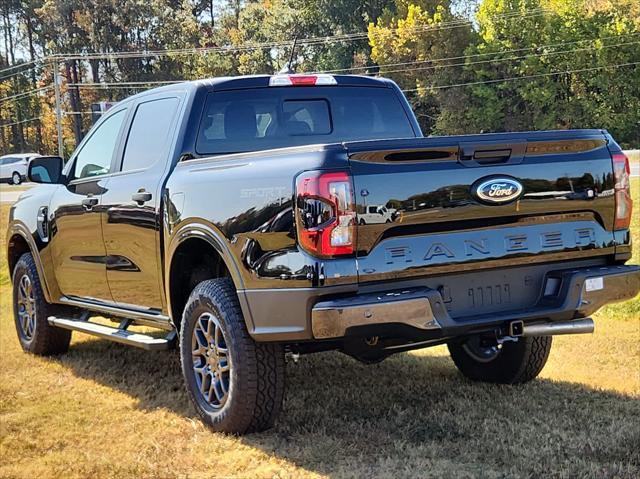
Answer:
(132, 190, 152, 205)
(81, 196, 98, 210)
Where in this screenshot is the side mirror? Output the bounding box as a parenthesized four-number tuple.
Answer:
(28, 156, 64, 184)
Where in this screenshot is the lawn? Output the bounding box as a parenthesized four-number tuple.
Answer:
(0, 181, 638, 478)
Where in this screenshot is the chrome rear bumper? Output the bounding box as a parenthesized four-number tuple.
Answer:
(312, 289, 441, 339)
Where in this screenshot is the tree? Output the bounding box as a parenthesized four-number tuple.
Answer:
(369, 1, 477, 133)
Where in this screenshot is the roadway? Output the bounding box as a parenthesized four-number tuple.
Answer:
(0, 183, 36, 204)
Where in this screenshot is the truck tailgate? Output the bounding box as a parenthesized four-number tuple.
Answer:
(346, 130, 618, 284)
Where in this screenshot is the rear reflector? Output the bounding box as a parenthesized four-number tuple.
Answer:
(269, 74, 337, 87)
(295, 170, 356, 257)
(612, 152, 633, 230)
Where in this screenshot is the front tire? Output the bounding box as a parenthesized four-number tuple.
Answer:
(11, 171, 22, 185)
(179, 278, 285, 434)
(448, 335, 552, 384)
(12, 253, 72, 355)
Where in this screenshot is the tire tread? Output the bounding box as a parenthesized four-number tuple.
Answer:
(179, 278, 285, 434)
(448, 335, 552, 385)
(13, 253, 71, 356)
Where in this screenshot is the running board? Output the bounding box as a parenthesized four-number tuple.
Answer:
(48, 316, 176, 351)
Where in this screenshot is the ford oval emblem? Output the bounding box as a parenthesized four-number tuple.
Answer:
(472, 176, 523, 204)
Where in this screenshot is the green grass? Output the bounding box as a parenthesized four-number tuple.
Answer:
(0, 182, 638, 478)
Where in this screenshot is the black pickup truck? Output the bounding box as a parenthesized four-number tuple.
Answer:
(7, 74, 639, 434)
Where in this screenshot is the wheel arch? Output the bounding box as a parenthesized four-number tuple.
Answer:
(166, 221, 250, 331)
(6, 225, 53, 302)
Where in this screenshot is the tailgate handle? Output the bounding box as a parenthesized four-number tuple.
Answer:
(473, 149, 511, 161)
(459, 141, 526, 166)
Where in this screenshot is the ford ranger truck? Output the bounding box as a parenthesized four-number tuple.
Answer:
(7, 74, 639, 434)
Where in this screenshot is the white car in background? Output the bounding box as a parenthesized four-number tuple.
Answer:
(0, 153, 40, 185)
(358, 204, 397, 224)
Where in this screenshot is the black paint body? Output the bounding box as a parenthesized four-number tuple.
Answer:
(6, 75, 637, 347)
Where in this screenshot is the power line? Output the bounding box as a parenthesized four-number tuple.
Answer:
(64, 40, 639, 91)
(0, 116, 44, 128)
(68, 80, 183, 88)
(0, 85, 54, 104)
(318, 32, 640, 74)
(55, 9, 551, 62)
(401, 61, 640, 92)
(373, 40, 640, 77)
(62, 111, 97, 115)
(5, 34, 637, 99)
(0, 7, 553, 70)
(0, 59, 43, 76)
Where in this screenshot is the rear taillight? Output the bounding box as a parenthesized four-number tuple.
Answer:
(295, 170, 356, 257)
(269, 74, 337, 87)
(612, 152, 633, 230)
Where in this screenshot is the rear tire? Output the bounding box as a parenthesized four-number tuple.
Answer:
(179, 278, 285, 434)
(447, 335, 552, 384)
(12, 253, 72, 355)
(11, 171, 21, 185)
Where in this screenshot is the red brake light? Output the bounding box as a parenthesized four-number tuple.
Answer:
(612, 152, 632, 230)
(289, 75, 319, 86)
(269, 74, 337, 87)
(295, 170, 356, 257)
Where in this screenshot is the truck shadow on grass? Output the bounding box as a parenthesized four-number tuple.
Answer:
(57, 338, 639, 477)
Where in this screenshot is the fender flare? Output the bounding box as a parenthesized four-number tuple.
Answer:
(165, 220, 249, 324)
(6, 223, 54, 303)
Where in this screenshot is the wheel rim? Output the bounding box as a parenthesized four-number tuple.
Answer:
(12, 173, 20, 184)
(17, 274, 36, 340)
(462, 336, 501, 363)
(191, 312, 231, 409)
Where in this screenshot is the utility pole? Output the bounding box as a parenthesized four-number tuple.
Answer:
(52, 59, 64, 159)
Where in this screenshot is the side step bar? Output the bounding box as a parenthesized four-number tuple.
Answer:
(48, 316, 176, 351)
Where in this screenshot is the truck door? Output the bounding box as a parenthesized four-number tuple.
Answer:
(49, 107, 128, 302)
(100, 95, 181, 311)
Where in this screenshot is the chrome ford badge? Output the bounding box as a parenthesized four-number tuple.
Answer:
(472, 176, 523, 204)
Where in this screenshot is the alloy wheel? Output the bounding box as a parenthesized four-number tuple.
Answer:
(191, 312, 231, 409)
(17, 274, 36, 340)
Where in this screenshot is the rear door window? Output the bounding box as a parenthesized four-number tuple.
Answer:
(121, 97, 180, 172)
(196, 86, 414, 156)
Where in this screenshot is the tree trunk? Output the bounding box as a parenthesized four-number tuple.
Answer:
(2, 8, 10, 64)
(90, 59, 100, 83)
(4, 6, 15, 64)
(25, 16, 43, 151)
(65, 61, 83, 146)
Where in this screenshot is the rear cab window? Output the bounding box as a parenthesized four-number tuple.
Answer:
(196, 86, 415, 156)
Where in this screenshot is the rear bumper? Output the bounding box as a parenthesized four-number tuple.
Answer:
(311, 264, 640, 340)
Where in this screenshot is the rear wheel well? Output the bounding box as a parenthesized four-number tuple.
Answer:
(169, 238, 231, 329)
(8, 234, 31, 276)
